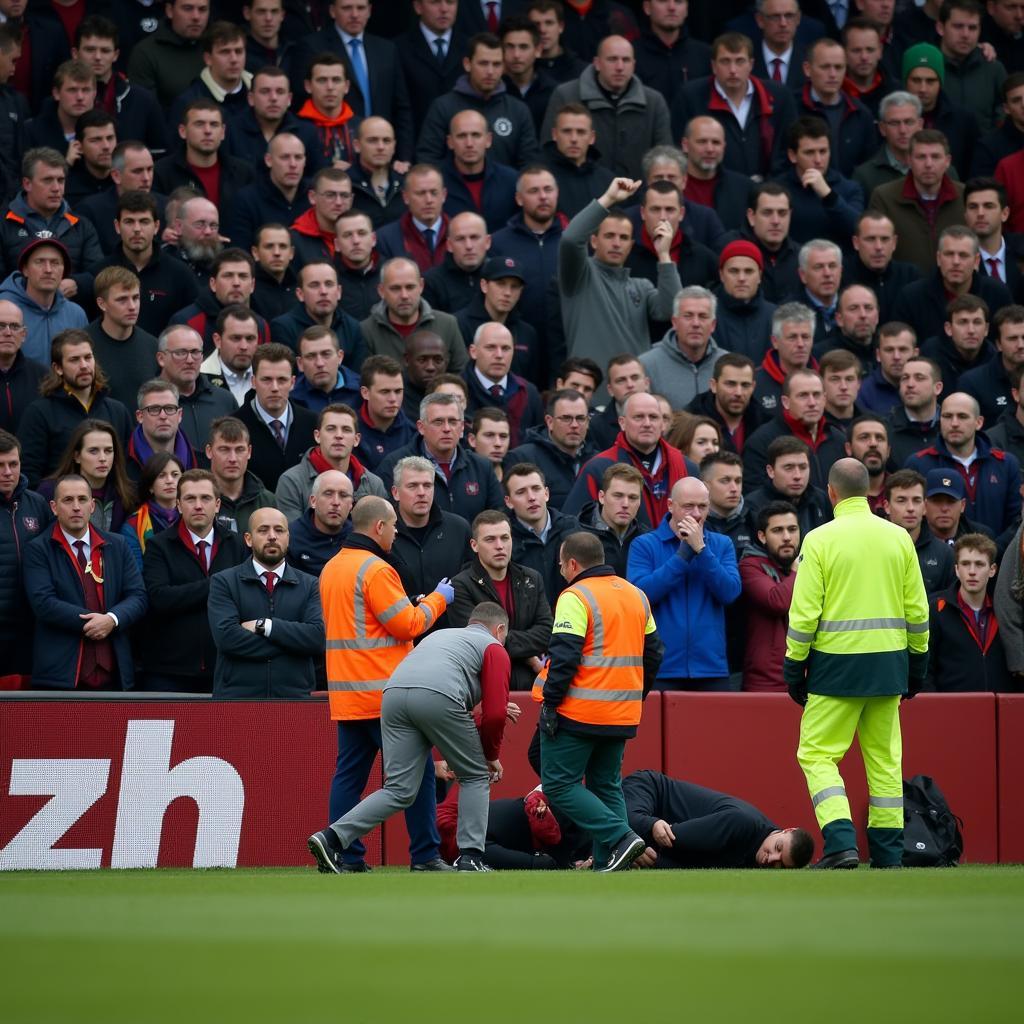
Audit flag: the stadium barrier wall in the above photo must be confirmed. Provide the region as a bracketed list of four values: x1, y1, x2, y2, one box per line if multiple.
[0, 693, 1016, 868]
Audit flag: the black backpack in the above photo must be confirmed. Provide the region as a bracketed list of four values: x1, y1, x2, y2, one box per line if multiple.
[902, 775, 964, 867]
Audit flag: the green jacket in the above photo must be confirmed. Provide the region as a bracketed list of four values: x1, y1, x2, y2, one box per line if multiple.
[785, 496, 929, 696]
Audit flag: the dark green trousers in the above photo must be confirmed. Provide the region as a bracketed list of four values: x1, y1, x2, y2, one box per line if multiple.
[540, 729, 631, 864]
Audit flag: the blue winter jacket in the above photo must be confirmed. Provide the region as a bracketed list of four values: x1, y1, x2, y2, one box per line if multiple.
[626, 515, 741, 679]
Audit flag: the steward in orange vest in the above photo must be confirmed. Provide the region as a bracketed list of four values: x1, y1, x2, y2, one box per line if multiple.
[319, 495, 455, 870]
[537, 530, 663, 872]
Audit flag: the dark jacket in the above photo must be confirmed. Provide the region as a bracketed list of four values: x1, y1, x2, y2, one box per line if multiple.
[919, 332, 996, 394]
[508, 504, 580, 605]
[540, 140, 616, 220]
[0, 350, 46, 435]
[22, 525, 147, 689]
[853, 144, 909, 200]
[290, 28, 414, 161]
[744, 482, 833, 540]
[376, 434, 504, 524]
[887, 405, 941, 469]
[376, 212, 450, 274]
[234, 397, 318, 492]
[77, 188, 167, 256]
[449, 556, 553, 692]
[251, 263, 300, 324]
[221, 108, 321, 171]
[286, 508, 350, 578]
[841, 254, 920, 324]
[64, 163, 115, 213]
[913, 520, 957, 595]
[708, 285, 776, 363]
[94, 245, 199, 338]
[336, 256, 382, 322]
[392, 504, 472, 600]
[169, 288, 273, 355]
[85, 321, 159, 413]
[7, 9, 70, 113]
[223, 174, 312, 251]
[423, 254, 482, 317]
[986, 413, 1024, 479]
[719, 226, 802, 304]
[564, 432, 698, 530]
[891, 270, 1013, 356]
[576, 498, 649, 576]
[705, 499, 755, 559]
[395, 23, 468, 131]
[504, 70, 555, 136]
[694, 167, 752, 237]
[0, 475, 50, 676]
[354, 402, 418, 472]
[461, 362, 544, 449]
[685, 388, 767, 456]
[418, 75, 539, 170]
[126, 19, 205, 109]
[270, 303, 364, 370]
[972, 119, 1024, 178]
[291, 364, 362, 414]
[441, 156, 519, 233]
[923, 89, 979, 182]
[349, 162, 405, 229]
[152, 147, 255, 211]
[742, 412, 848, 493]
[672, 75, 796, 180]
[0, 84, 28, 206]
[776, 164, 865, 247]
[140, 522, 247, 684]
[505, 426, 597, 511]
[176, 374, 239, 459]
[959, 356, 1017, 427]
[906, 433, 1023, 535]
[18, 387, 132, 486]
[208, 557, 325, 698]
[925, 586, 1017, 693]
[858, 366, 901, 417]
[214, 470, 278, 537]
[455, 294, 542, 383]
[633, 26, 711, 102]
[96, 73, 170, 156]
[795, 85, 877, 178]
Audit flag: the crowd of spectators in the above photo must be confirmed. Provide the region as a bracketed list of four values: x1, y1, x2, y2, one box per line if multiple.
[1, 0, 1023, 698]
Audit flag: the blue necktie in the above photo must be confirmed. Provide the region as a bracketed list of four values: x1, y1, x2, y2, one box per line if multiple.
[422, 227, 436, 252]
[434, 37, 446, 61]
[348, 37, 371, 116]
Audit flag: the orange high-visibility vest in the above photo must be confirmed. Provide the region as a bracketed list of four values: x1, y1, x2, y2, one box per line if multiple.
[545, 575, 650, 728]
[320, 546, 447, 721]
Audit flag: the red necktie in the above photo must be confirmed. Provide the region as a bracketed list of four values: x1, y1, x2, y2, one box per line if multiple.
[771, 58, 783, 83]
[264, 570, 277, 595]
[74, 540, 88, 572]
[987, 257, 1002, 282]
[489, 383, 503, 399]
[196, 539, 209, 571]
[486, 2, 499, 32]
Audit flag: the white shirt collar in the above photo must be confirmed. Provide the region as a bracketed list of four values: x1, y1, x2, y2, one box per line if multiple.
[188, 527, 215, 546]
[412, 215, 443, 235]
[762, 42, 792, 66]
[474, 366, 509, 392]
[713, 78, 754, 124]
[252, 556, 286, 577]
[338, 29, 365, 45]
[420, 23, 452, 47]
[254, 397, 292, 430]
[61, 527, 90, 555]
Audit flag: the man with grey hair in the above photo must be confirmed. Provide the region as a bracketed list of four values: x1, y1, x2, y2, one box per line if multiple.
[559, 176, 681, 401]
[638, 144, 725, 251]
[155, 324, 236, 459]
[788, 239, 843, 350]
[309, 601, 511, 874]
[127, 378, 196, 481]
[390, 454, 472, 600]
[755, 302, 817, 414]
[376, 392, 503, 523]
[164, 195, 225, 281]
[541, 35, 672, 180]
[639, 286, 730, 409]
[853, 92, 924, 198]
[361, 256, 468, 372]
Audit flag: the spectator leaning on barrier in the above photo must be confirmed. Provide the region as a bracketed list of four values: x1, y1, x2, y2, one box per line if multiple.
[208, 506, 325, 699]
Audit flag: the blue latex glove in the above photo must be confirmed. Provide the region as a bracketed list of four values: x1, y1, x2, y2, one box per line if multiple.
[434, 577, 455, 604]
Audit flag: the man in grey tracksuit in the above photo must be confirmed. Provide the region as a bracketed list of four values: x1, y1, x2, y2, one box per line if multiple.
[308, 604, 512, 873]
[558, 177, 682, 403]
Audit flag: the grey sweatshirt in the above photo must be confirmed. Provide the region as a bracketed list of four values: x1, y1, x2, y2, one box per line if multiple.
[638, 331, 730, 410]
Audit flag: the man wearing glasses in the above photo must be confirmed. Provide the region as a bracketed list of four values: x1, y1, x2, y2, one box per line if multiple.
[155, 325, 236, 465]
[126, 380, 197, 482]
[853, 90, 923, 197]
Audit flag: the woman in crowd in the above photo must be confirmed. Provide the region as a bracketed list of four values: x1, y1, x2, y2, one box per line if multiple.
[38, 419, 135, 533]
[668, 414, 722, 464]
[121, 453, 185, 572]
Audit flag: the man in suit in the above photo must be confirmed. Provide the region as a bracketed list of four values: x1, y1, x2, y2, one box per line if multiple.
[22, 474, 147, 690]
[290, 0, 415, 164]
[964, 176, 1024, 302]
[234, 343, 318, 490]
[396, 0, 468, 131]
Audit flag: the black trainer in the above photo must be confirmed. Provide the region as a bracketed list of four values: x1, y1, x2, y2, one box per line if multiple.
[813, 848, 860, 869]
[411, 858, 454, 872]
[598, 832, 646, 873]
[454, 854, 491, 871]
[340, 861, 372, 873]
[307, 829, 345, 874]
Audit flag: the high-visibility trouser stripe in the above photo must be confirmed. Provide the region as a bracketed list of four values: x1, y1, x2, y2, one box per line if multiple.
[377, 597, 412, 624]
[328, 679, 388, 691]
[868, 796, 904, 808]
[817, 617, 916, 632]
[787, 627, 814, 643]
[580, 655, 643, 667]
[811, 785, 848, 808]
[566, 686, 642, 701]
[327, 637, 403, 650]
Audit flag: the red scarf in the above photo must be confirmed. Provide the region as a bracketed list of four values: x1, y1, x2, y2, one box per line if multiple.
[308, 446, 367, 488]
[291, 206, 336, 257]
[176, 518, 220, 575]
[707, 76, 776, 171]
[782, 409, 830, 451]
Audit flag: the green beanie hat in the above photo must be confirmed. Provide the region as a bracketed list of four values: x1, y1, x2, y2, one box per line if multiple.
[903, 43, 945, 85]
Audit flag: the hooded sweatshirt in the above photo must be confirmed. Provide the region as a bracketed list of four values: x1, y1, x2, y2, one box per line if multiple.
[0, 271, 87, 363]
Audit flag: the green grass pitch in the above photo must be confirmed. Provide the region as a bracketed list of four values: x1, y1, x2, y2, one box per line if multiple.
[3, 866, 1024, 1023]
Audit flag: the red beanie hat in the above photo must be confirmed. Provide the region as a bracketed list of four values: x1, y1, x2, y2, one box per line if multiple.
[718, 239, 764, 272]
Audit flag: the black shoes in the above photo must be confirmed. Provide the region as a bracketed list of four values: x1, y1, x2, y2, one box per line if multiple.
[454, 854, 491, 871]
[340, 861, 372, 873]
[411, 858, 454, 872]
[598, 832, 646, 873]
[307, 829, 345, 874]
[813, 848, 861, 870]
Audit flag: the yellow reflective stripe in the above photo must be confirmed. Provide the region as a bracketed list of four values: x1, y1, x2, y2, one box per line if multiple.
[787, 627, 815, 643]
[327, 679, 388, 691]
[906, 621, 929, 634]
[811, 785, 847, 808]
[327, 637, 403, 650]
[818, 617, 913, 632]
[580, 655, 644, 667]
[868, 796, 903, 808]
[566, 686, 642, 702]
[378, 596, 412, 624]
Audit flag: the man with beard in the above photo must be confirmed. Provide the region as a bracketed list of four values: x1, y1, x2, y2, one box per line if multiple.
[845, 415, 892, 514]
[163, 194, 224, 282]
[681, 117, 751, 235]
[739, 499, 801, 693]
[208, 506, 325, 698]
